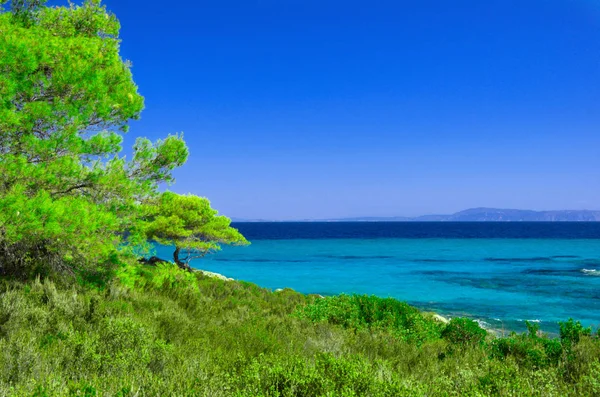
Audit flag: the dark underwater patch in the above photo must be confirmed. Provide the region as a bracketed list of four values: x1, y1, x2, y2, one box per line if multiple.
[485, 257, 552, 263]
[318, 255, 395, 260]
[413, 259, 463, 263]
[413, 270, 470, 277]
[213, 258, 309, 263]
[521, 268, 582, 276]
[431, 273, 599, 302]
[580, 259, 600, 266]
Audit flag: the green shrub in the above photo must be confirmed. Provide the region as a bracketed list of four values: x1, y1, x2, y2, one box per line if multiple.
[296, 294, 443, 345]
[559, 318, 592, 347]
[441, 318, 486, 346]
[578, 361, 600, 395]
[489, 323, 566, 370]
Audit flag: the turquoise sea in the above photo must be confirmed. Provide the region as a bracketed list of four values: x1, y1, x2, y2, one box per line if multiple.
[154, 222, 600, 333]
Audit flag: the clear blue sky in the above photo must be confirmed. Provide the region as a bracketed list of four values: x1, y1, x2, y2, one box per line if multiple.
[77, 1, 600, 219]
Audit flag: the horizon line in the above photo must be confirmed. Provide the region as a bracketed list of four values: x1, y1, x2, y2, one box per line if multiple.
[230, 207, 600, 222]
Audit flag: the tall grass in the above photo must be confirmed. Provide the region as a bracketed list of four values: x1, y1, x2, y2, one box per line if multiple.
[0, 263, 598, 396]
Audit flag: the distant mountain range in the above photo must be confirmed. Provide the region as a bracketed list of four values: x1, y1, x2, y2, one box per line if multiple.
[232, 208, 600, 222]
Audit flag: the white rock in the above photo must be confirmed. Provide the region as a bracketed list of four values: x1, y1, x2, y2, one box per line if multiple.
[432, 314, 450, 324]
[198, 270, 233, 281]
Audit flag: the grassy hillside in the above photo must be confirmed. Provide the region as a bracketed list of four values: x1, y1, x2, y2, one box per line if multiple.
[0, 263, 599, 396]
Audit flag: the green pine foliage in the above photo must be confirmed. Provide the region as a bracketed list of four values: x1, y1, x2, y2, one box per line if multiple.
[0, 0, 245, 279]
[0, 0, 182, 277]
[142, 192, 249, 269]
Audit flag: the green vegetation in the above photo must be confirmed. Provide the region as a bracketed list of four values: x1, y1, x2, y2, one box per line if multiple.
[142, 192, 249, 270]
[0, 266, 598, 396]
[1, 1, 599, 395]
[0, 0, 243, 279]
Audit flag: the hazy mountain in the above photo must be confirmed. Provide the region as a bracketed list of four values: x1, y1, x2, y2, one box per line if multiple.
[437, 208, 600, 221]
[333, 208, 600, 222]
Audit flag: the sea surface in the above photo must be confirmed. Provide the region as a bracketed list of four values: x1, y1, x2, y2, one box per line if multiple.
[154, 222, 600, 334]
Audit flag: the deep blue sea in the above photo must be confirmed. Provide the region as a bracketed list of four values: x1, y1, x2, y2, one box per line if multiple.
[154, 222, 600, 334]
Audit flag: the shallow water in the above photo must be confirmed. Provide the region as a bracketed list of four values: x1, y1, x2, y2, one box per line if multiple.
[154, 222, 600, 333]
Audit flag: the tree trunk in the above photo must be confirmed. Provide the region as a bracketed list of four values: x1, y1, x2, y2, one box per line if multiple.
[173, 247, 192, 271]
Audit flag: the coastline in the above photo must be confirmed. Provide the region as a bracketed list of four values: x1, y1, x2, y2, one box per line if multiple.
[195, 269, 234, 281]
[194, 267, 515, 336]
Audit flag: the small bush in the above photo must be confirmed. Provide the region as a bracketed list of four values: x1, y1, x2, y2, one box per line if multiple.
[489, 324, 566, 370]
[559, 318, 591, 347]
[441, 318, 486, 346]
[296, 294, 443, 344]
